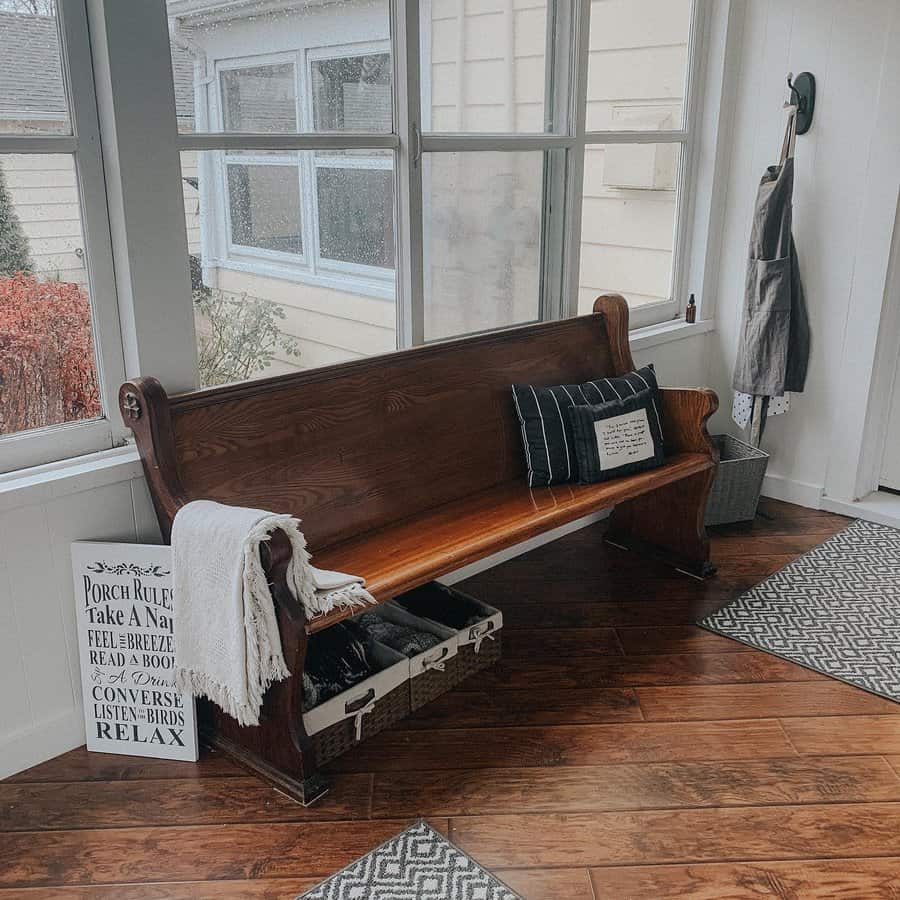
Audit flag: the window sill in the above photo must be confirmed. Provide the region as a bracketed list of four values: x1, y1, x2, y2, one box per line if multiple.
[629, 317, 714, 351]
[0, 444, 143, 513]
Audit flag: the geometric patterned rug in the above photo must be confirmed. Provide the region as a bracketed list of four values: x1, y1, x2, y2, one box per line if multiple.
[297, 820, 522, 899]
[701, 519, 900, 703]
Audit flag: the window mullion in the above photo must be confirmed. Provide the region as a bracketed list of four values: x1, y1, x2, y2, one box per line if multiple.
[57, 0, 126, 443]
[540, 0, 576, 322]
[177, 133, 400, 152]
[561, 0, 591, 320]
[301, 151, 319, 276]
[672, 0, 708, 316]
[583, 130, 690, 144]
[392, 0, 424, 348]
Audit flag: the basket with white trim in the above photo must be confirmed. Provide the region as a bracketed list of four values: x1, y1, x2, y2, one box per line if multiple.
[301, 642, 409, 768]
[371, 603, 459, 710]
[393, 583, 502, 685]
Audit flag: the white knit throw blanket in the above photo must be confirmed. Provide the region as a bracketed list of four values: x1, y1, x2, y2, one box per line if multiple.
[172, 499, 374, 726]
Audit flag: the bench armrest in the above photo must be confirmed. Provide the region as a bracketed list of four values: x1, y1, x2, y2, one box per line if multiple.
[261, 529, 309, 638]
[657, 387, 719, 459]
[119, 377, 308, 638]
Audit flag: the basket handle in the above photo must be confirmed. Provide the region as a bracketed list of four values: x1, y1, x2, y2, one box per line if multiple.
[345, 687, 376, 714]
[469, 620, 496, 654]
[345, 688, 377, 742]
[423, 645, 450, 672]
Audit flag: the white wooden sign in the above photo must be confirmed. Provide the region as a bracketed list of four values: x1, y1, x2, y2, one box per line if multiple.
[71, 542, 198, 761]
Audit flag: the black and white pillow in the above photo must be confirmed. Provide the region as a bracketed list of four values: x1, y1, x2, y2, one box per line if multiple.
[567, 388, 666, 483]
[511, 365, 661, 487]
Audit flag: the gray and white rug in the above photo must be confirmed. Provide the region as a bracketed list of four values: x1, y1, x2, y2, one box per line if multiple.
[701, 518, 900, 702]
[298, 820, 522, 899]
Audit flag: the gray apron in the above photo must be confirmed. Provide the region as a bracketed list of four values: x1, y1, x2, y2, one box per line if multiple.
[732, 111, 811, 442]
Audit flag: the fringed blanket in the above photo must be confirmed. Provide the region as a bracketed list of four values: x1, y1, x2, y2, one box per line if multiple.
[172, 499, 374, 726]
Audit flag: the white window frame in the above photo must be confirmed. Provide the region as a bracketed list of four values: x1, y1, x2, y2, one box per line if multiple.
[305, 41, 395, 285]
[0, 0, 127, 474]
[222, 151, 309, 265]
[205, 44, 396, 300]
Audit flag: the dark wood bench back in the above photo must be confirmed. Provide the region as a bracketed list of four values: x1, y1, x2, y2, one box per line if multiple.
[121, 299, 634, 550]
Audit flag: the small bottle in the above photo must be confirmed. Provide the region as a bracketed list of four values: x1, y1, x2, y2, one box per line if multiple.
[685, 294, 697, 323]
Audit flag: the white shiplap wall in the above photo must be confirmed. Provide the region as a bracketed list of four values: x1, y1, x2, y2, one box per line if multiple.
[705, 0, 900, 506]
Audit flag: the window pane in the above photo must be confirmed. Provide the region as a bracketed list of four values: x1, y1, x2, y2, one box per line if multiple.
[0, 2, 70, 135]
[181, 152, 397, 387]
[169, 1, 391, 135]
[221, 64, 297, 133]
[422, 0, 548, 133]
[424, 152, 543, 341]
[586, 0, 692, 132]
[311, 54, 391, 132]
[578, 144, 680, 314]
[316, 156, 394, 269]
[227, 162, 302, 254]
[0, 154, 101, 437]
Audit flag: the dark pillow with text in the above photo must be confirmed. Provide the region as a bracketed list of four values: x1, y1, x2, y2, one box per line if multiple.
[567, 388, 665, 484]
[511, 365, 661, 487]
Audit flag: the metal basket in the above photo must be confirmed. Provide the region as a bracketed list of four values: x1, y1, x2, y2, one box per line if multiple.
[705, 434, 770, 526]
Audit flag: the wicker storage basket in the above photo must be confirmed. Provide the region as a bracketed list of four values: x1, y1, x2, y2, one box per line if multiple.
[302, 643, 410, 768]
[705, 434, 770, 526]
[394, 583, 502, 684]
[358, 603, 459, 711]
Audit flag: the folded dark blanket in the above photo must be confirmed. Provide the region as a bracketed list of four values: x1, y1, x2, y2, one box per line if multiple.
[355, 612, 441, 657]
[303, 621, 375, 709]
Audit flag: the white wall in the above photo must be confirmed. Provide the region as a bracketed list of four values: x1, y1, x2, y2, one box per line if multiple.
[705, 0, 900, 508]
[0, 464, 161, 778]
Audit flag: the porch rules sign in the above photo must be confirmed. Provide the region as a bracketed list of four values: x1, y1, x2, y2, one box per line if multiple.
[71, 542, 198, 761]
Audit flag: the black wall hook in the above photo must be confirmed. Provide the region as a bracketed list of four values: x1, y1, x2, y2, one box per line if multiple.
[787, 71, 816, 135]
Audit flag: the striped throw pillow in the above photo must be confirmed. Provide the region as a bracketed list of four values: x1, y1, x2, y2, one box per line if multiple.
[511, 365, 661, 487]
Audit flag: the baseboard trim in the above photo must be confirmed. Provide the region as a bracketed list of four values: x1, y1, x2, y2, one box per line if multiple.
[439, 509, 611, 586]
[761, 472, 824, 510]
[0, 708, 85, 780]
[821, 491, 900, 528]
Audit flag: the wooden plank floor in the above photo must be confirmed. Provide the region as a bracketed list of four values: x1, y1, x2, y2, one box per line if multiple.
[4, 498, 900, 899]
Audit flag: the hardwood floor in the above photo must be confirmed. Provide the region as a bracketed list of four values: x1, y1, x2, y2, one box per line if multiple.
[4, 498, 900, 898]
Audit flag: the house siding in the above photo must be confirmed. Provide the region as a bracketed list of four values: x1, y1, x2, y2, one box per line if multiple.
[2, 153, 86, 285]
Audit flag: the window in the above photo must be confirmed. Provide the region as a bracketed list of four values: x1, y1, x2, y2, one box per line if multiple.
[310, 53, 391, 133]
[0, 0, 124, 472]
[315, 153, 394, 270]
[423, 152, 543, 342]
[578, 0, 694, 326]
[183, 47, 397, 388]
[221, 63, 297, 133]
[227, 159, 303, 255]
[164, 0, 703, 391]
